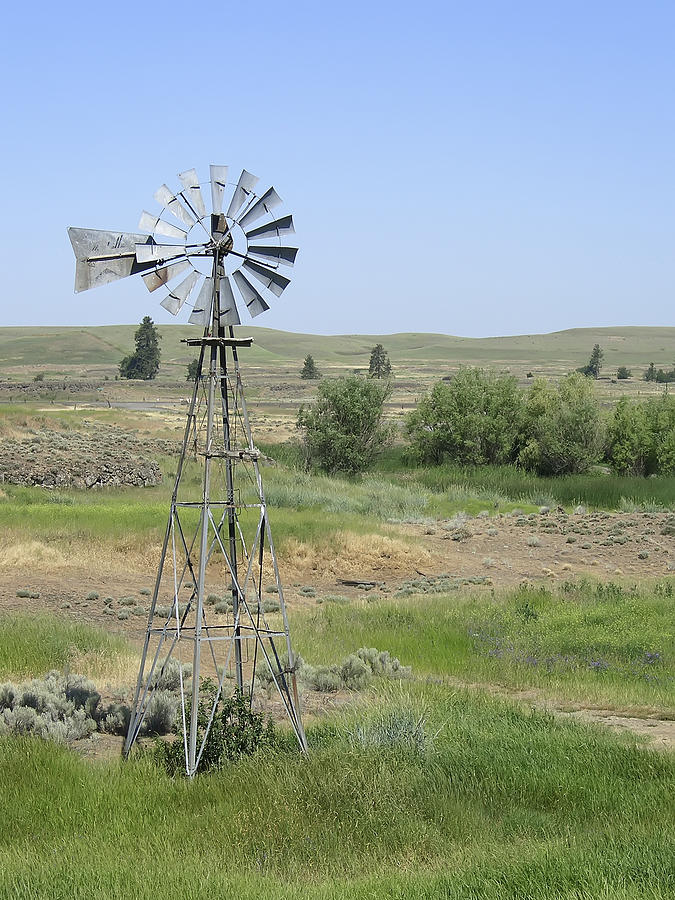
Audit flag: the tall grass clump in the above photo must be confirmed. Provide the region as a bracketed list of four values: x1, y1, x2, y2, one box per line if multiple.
[0, 613, 129, 680]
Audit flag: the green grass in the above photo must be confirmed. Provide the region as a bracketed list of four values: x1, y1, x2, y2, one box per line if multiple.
[291, 580, 675, 712]
[376, 452, 675, 511]
[0, 684, 673, 898]
[0, 613, 129, 679]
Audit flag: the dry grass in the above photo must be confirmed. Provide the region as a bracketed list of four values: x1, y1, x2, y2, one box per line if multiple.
[0, 538, 164, 577]
[282, 531, 431, 577]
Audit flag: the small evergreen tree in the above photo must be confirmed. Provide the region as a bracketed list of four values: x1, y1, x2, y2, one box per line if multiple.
[300, 354, 320, 379]
[616, 366, 631, 380]
[186, 358, 200, 381]
[645, 362, 657, 382]
[577, 344, 604, 379]
[368, 344, 392, 379]
[119, 316, 161, 380]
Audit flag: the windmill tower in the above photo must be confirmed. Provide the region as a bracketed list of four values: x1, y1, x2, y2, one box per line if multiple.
[68, 166, 307, 774]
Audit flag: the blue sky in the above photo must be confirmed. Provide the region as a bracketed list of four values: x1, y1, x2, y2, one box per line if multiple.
[1, 0, 673, 336]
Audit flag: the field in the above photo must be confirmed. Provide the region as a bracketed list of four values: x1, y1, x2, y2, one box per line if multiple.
[0, 325, 673, 898]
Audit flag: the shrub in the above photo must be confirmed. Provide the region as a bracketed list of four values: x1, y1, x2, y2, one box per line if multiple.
[0, 671, 98, 743]
[214, 600, 230, 614]
[143, 690, 177, 736]
[339, 655, 372, 690]
[154, 684, 277, 775]
[99, 702, 131, 735]
[406, 368, 523, 465]
[153, 659, 192, 692]
[85, 591, 99, 601]
[606, 394, 675, 476]
[261, 599, 280, 613]
[616, 366, 631, 380]
[297, 376, 394, 475]
[117, 610, 130, 621]
[518, 374, 603, 475]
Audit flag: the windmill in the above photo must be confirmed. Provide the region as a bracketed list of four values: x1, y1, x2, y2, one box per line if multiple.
[68, 166, 307, 774]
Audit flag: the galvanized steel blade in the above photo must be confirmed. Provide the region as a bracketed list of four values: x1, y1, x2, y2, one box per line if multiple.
[154, 184, 196, 229]
[232, 269, 270, 318]
[178, 168, 206, 219]
[242, 258, 291, 296]
[226, 168, 259, 218]
[247, 245, 298, 267]
[68, 227, 151, 261]
[245, 214, 295, 242]
[219, 275, 241, 325]
[160, 270, 200, 315]
[74, 256, 157, 293]
[142, 259, 192, 293]
[135, 242, 189, 264]
[237, 186, 283, 230]
[188, 276, 214, 325]
[209, 165, 229, 216]
[139, 211, 188, 240]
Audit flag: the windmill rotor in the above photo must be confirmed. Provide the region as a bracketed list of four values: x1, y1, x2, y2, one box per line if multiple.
[68, 165, 298, 325]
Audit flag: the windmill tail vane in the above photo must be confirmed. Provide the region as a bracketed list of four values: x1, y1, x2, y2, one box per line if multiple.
[68, 165, 306, 774]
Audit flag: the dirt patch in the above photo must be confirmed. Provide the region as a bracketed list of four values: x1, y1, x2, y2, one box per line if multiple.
[403, 509, 675, 586]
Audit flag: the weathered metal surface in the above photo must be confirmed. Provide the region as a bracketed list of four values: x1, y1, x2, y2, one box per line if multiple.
[154, 184, 197, 229]
[247, 244, 298, 267]
[237, 186, 282, 229]
[242, 258, 290, 296]
[233, 269, 270, 317]
[245, 214, 295, 241]
[139, 211, 188, 240]
[219, 275, 241, 326]
[159, 270, 200, 314]
[178, 168, 206, 219]
[135, 242, 187, 263]
[74, 256, 155, 292]
[68, 227, 149, 261]
[209, 165, 229, 215]
[226, 168, 259, 218]
[142, 259, 191, 292]
[188, 276, 214, 325]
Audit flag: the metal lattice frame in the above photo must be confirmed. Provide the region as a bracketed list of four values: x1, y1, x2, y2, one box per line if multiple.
[68, 166, 306, 774]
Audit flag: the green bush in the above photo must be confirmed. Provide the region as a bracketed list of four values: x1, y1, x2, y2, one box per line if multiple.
[606, 394, 675, 476]
[297, 376, 394, 475]
[518, 373, 603, 475]
[153, 684, 277, 775]
[406, 368, 523, 466]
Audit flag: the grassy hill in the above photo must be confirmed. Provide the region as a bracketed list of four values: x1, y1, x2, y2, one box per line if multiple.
[0, 324, 673, 383]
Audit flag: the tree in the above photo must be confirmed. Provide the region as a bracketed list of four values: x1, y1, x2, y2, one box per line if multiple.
[368, 344, 391, 379]
[606, 394, 675, 476]
[119, 316, 161, 380]
[518, 373, 603, 475]
[616, 366, 631, 380]
[655, 367, 675, 384]
[645, 363, 657, 382]
[300, 354, 320, 380]
[577, 344, 604, 379]
[186, 358, 200, 381]
[405, 368, 523, 466]
[297, 376, 394, 474]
